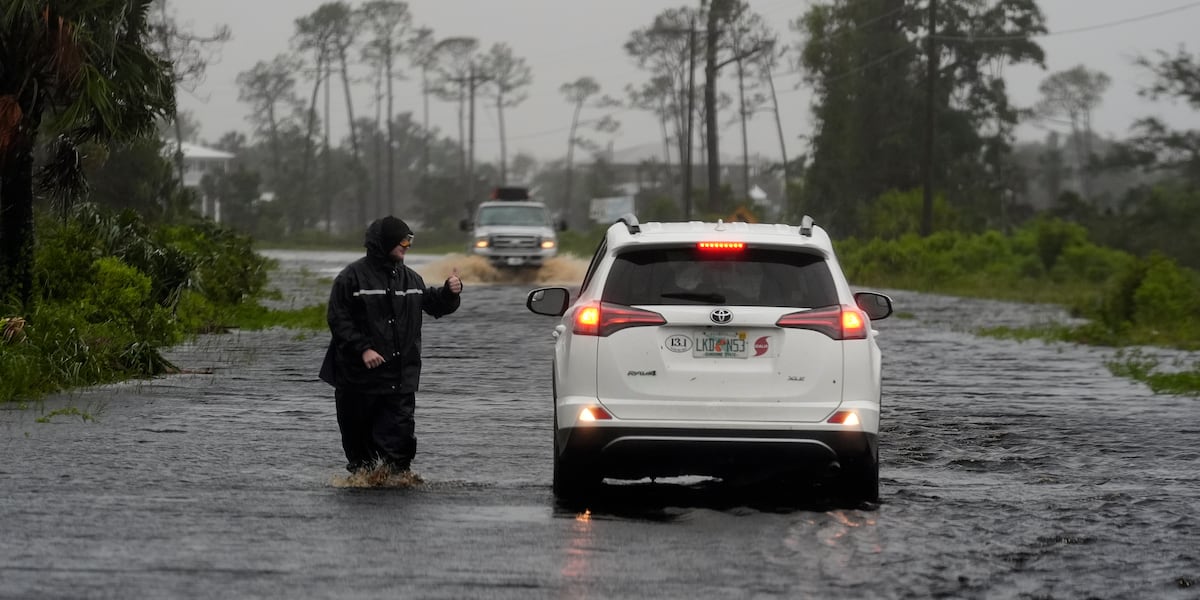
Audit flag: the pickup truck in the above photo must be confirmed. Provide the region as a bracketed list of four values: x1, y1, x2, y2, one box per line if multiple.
[460, 187, 566, 269]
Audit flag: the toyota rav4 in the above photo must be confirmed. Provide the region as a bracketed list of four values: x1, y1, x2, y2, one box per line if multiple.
[525, 215, 893, 503]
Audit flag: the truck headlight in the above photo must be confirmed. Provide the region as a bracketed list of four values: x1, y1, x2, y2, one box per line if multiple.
[474, 238, 489, 249]
[540, 239, 556, 250]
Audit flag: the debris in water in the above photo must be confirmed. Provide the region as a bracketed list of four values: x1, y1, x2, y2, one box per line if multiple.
[330, 464, 425, 489]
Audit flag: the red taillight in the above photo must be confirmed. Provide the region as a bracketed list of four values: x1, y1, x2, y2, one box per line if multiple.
[827, 410, 860, 426]
[573, 302, 666, 337]
[578, 406, 613, 422]
[775, 305, 868, 340]
[697, 241, 745, 252]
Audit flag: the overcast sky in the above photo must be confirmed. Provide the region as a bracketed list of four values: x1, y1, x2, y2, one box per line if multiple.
[172, 0, 1199, 164]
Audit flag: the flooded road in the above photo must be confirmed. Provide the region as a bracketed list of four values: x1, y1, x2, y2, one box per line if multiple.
[2, 250, 1197, 599]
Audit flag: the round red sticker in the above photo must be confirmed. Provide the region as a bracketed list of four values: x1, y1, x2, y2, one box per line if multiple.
[754, 336, 769, 356]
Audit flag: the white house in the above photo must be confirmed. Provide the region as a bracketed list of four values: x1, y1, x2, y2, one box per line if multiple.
[178, 142, 234, 222]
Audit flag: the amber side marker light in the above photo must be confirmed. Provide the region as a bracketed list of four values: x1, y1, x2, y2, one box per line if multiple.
[828, 411, 860, 426]
[579, 407, 613, 422]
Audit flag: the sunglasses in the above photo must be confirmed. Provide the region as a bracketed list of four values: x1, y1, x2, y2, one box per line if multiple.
[398, 234, 414, 248]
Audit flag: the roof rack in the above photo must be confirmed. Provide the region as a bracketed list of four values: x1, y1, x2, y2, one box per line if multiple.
[491, 186, 531, 201]
[799, 215, 815, 237]
[617, 213, 641, 234]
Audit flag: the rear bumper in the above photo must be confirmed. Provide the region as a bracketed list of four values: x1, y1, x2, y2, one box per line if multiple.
[556, 425, 877, 481]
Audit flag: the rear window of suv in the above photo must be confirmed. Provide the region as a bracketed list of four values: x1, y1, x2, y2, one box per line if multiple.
[603, 247, 839, 308]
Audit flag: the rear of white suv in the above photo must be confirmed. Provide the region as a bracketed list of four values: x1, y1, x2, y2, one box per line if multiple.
[526, 216, 893, 503]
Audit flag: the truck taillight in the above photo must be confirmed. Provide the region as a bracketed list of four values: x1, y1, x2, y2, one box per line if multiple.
[775, 305, 868, 340]
[573, 302, 666, 337]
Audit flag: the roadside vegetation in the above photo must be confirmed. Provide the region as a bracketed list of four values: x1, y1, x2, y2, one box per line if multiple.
[0, 205, 321, 404]
[834, 189, 1200, 396]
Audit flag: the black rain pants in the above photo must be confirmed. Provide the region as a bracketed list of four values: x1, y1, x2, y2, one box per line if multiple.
[335, 389, 417, 472]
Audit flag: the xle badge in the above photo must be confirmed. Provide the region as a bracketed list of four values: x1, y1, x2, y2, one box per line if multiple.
[665, 335, 691, 352]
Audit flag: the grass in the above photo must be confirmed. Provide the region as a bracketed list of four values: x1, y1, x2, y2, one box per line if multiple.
[1105, 350, 1200, 397]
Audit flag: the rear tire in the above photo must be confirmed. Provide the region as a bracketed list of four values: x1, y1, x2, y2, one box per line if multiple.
[839, 450, 880, 504]
[552, 426, 599, 501]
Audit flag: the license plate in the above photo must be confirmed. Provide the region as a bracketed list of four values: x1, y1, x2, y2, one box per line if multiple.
[693, 332, 749, 358]
[506, 257, 525, 266]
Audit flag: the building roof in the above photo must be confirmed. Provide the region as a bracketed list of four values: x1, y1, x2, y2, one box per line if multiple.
[180, 142, 234, 160]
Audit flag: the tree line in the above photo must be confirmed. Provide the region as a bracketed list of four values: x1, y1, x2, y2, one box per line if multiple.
[3, 0, 1200, 311]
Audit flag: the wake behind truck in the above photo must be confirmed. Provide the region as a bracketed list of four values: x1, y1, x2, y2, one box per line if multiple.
[460, 187, 566, 269]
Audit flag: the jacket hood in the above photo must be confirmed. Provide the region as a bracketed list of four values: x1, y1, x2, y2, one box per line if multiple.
[363, 217, 413, 259]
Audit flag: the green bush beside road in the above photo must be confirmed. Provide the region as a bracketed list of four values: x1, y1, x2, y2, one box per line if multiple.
[0, 205, 315, 404]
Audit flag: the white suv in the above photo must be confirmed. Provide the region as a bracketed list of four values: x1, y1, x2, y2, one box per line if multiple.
[526, 215, 893, 503]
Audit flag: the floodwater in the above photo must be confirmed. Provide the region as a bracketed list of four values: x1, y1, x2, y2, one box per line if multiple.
[2, 250, 1197, 599]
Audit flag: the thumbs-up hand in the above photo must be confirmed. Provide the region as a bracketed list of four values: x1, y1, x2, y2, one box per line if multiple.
[447, 267, 463, 294]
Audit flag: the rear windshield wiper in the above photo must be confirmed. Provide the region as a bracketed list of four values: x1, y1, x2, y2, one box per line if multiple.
[660, 291, 727, 303]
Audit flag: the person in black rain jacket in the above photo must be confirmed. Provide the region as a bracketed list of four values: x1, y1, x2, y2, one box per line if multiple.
[319, 216, 463, 474]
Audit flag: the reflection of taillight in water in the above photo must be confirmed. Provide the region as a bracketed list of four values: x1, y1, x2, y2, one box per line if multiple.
[775, 305, 868, 340]
[573, 302, 666, 337]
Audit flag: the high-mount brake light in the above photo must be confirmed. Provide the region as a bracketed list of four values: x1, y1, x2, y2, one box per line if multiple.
[572, 302, 666, 337]
[775, 305, 869, 340]
[697, 241, 745, 252]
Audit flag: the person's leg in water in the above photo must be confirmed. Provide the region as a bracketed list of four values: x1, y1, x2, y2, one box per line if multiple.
[371, 392, 417, 473]
[335, 389, 377, 473]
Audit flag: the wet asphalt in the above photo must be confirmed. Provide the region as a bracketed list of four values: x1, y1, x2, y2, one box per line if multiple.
[1, 250, 1197, 599]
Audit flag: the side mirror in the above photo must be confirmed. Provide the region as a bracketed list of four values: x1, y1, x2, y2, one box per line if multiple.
[854, 291, 893, 321]
[556, 219, 568, 232]
[526, 287, 570, 317]
[459, 218, 471, 232]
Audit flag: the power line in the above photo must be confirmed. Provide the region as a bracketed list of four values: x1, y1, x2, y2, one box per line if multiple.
[775, 1, 1200, 78]
[935, 1, 1200, 42]
[478, 108, 631, 143]
[779, 44, 916, 95]
[772, 4, 912, 78]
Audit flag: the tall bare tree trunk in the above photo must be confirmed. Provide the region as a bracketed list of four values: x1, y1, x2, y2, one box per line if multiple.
[497, 90, 508, 184]
[323, 58, 332, 233]
[737, 58, 750, 203]
[373, 60, 384, 218]
[385, 44, 396, 216]
[421, 66, 430, 188]
[468, 65, 477, 205]
[301, 51, 325, 230]
[704, 0, 721, 214]
[337, 47, 362, 225]
[763, 61, 788, 200]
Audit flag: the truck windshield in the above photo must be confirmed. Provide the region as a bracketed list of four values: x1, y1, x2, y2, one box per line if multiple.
[477, 205, 550, 227]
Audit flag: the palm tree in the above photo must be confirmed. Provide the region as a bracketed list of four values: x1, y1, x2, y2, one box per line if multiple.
[0, 0, 175, 309]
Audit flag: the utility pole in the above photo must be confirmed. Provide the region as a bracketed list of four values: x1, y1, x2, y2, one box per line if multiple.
[921, 0, 937, 237]
[704, 0, 720, 215]
[685, 16, 697, 221]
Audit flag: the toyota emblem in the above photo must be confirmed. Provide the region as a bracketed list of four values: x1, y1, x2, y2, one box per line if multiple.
[710, 308, 733, 324]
